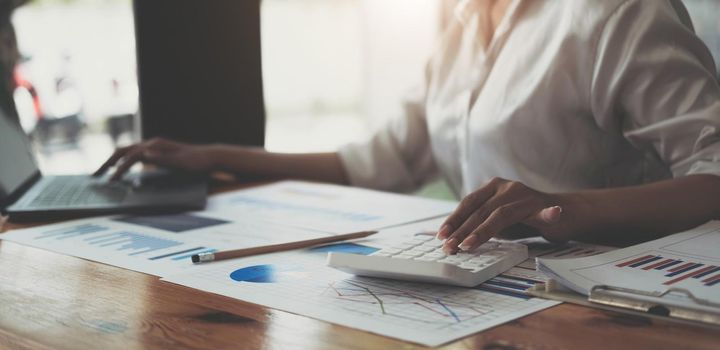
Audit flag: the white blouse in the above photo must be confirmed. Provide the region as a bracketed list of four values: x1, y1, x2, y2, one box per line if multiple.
[338, 0, 720, 198]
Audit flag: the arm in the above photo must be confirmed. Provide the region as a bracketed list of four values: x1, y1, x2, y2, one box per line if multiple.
[567, 174, 720, 239]
[93, 138, 349, 185]
[209, 144, 348, 185]
[437, 174, 720, 254]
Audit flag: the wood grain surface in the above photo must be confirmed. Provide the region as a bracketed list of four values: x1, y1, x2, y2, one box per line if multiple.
[1, 181, 719, 350]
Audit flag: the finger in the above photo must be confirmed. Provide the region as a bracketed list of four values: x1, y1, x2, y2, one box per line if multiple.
[524, 205, 563, 227]
[437, 178, 503, 239]
[93, 145, 133, 176]
[536, 206, 562, 224]
[442, 207, 492, 254]
[459, 199, 543, 251]
[110, 148, 146, 181]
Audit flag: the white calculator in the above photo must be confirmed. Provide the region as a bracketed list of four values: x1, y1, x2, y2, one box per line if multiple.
[327, 235, 527, 287]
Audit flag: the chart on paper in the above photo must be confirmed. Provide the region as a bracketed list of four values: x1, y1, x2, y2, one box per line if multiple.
[323, 278, 508, 327]
[538, 221, 720, 303]
[162, 250, 560, 347]
[1, 213, 333, 277]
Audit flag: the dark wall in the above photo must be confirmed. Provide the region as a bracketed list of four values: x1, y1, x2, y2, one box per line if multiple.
[133, 0, 265, 146]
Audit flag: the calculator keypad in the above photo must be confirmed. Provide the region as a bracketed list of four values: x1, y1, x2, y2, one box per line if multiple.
[369, 236, 525, 272]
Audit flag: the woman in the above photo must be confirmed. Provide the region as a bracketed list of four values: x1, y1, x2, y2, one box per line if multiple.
[97, 0, 720, 254]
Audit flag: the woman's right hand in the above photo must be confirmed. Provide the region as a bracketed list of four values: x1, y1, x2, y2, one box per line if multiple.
[93, 138, 218, 181]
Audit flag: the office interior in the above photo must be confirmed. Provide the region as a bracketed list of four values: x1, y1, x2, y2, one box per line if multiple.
[1, 0, 720, 349]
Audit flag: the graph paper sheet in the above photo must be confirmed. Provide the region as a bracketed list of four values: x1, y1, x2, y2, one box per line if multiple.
[539, 221, 720, 305]
[162, 249, 560, 347]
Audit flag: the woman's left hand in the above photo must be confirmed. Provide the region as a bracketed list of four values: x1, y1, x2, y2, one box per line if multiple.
[437, 177, 581, 254]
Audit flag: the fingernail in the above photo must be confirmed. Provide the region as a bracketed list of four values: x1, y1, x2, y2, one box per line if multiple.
[443, 238, 457, 250]
[437, 225, 450, 240]
[546, 206, 562, 223]
[459, 235, 477, 250]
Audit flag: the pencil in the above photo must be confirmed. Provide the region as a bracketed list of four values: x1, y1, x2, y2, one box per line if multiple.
[191, 230, 378, 263]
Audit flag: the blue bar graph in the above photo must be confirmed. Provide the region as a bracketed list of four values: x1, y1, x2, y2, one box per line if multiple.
[83, 231, 183, 255]
[36, 223, 108, 240]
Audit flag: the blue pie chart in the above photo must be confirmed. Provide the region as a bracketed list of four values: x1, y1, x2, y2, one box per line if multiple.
[229, 264, 304, 283]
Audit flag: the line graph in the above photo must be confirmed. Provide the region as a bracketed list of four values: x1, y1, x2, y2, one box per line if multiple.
[323, 279, 491, 326]
[163, 250, 561, 347]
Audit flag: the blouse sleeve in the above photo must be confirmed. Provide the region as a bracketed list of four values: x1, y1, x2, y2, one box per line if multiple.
[337, 84, 438, 193]
[590, 0, 720, 179]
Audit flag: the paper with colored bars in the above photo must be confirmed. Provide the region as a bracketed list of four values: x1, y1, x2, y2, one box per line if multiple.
[0, 212, 332, 277]
[162, 217, 614, 346]
[538, 221, 720, 307]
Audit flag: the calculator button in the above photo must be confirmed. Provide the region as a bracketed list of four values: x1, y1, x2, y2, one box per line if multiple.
[414, 256, 437, 261]
[391, 242, 418, 250]
[403, 250, 425, 258]
[378, 248, 402, 255]
[371, 251, 392, 257]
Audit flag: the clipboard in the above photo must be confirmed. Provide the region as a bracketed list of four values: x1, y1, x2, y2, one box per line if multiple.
[527, 279, 720, 328]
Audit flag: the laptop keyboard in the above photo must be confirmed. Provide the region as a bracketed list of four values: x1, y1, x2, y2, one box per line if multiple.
[30, 177, 129, 207]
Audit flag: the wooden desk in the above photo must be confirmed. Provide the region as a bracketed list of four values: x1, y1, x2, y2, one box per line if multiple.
[1, 182, 719, 350]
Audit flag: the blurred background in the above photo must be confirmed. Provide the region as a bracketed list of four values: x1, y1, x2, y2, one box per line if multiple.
[10, 0, 440, 174]
[6, 0, 720, 175]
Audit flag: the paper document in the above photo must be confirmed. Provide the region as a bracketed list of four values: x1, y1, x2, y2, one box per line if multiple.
[163, 218, 613, 346]
[0, 212, 330, 277]
[538, 221, 720, 306]
[162, 249, 558, 347]
[206, 181, 457, 233]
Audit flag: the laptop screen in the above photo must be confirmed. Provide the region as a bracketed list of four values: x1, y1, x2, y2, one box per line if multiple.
[0, 109, 39, 207]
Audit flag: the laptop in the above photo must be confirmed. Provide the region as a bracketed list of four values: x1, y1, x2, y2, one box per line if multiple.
[0, 108, 208, 222]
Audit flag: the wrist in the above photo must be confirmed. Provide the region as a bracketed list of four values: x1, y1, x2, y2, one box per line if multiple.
[200, 144, 230, 172]
[549, 191, 602, 238]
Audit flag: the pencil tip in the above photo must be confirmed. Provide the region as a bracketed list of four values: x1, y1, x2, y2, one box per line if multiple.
[191, 255, 200, 263]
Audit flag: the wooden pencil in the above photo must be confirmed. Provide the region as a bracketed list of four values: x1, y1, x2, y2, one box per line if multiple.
[191, 230, 378, 263]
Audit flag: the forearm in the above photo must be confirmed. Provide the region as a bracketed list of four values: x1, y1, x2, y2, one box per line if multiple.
[206, 144, 350, 185]
[564, 174, 720, 240]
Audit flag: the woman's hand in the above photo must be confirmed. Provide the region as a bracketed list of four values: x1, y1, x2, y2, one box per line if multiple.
[93, 138, 218, 180]
[437, 177, 583, 254]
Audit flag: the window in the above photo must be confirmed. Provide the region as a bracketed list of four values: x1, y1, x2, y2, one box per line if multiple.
[11, 0, 441, 173]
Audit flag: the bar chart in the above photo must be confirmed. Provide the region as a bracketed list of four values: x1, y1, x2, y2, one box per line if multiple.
[35, 223, 189, 258]
[615, 255, 720, 286]
[83, 231, 183, 255]
[9, 220, 222, 276]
